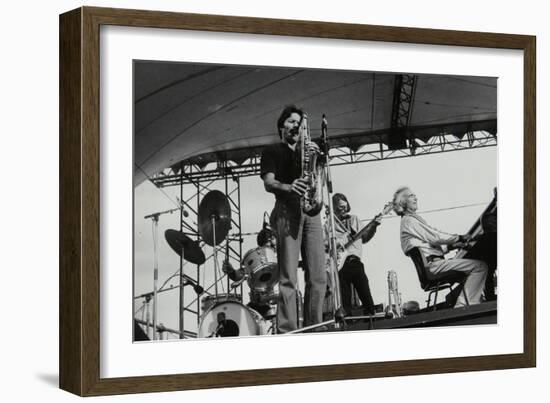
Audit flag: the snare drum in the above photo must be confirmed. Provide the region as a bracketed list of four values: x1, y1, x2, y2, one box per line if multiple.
[198, 300, 270, 338]
[242, 246, 279, 292]
[248, 287, 279, 319]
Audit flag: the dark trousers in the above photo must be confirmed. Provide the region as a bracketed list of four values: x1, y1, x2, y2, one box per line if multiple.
[338, 256, 375, 315]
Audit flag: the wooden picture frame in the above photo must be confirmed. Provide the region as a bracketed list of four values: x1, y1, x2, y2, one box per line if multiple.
[59, 6, 536, 396]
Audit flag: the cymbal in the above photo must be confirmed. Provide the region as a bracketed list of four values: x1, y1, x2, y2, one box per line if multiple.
[198, 190, 232, 246]
[164, 229, 206, 265]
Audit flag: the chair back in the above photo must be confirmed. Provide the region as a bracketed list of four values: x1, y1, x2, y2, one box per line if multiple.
[406, 247, 431, 290]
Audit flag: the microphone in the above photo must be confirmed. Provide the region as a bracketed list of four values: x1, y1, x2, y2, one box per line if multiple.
[217, 312, 226, 324]
[262, 212, 272, 232]
[181, 274, 203, 295]
[320, 114, 329, 155]
[192, 283, 204, 295]
[215, 312, 226, 337]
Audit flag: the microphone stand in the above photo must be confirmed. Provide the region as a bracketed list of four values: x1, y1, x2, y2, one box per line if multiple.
[143, 207, 181, 340]
[291, 115, 345, 335]
[320, 115, 345, 327]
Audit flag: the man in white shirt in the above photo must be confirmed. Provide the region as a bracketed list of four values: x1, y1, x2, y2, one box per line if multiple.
[392, 186, 488, 307]
[332, 193, 380, 315]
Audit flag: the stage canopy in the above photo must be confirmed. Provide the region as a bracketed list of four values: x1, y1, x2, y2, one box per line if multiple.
[134, 62, 497, 186]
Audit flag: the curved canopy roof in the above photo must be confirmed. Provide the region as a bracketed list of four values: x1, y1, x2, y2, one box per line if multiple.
[134, 62, 496, 185]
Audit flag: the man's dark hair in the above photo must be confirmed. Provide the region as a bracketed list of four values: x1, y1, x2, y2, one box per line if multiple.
[276, 105, 304, 139]
[256, 228, 275, 247]
[332, 193, 351, 213]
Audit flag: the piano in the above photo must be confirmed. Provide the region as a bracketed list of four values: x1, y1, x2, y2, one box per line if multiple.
[455, 192, 497, 300]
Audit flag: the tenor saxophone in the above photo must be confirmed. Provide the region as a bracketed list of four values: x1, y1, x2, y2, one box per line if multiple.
[299, 113, 324, 216]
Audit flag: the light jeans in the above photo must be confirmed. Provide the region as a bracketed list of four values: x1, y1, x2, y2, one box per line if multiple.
[428, 258, 488, 307]
[271, 200, 326, 333]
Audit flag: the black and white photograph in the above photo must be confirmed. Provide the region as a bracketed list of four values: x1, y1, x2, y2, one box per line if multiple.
[2, 0, 546, 399]
[133, 61, 498, 341]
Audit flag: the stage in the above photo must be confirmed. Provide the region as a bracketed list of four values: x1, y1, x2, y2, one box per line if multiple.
[342, 301, 497, 332]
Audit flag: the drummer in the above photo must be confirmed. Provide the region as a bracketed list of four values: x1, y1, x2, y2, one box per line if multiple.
[246, 226, 278, 318]
[256, 227, 277, 249]
[223, 226, 277, 282]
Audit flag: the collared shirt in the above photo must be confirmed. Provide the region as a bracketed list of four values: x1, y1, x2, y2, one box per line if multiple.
[332, 213, 379, 259]
[400, 212, 459, 258]
[334, 214, 363, 258]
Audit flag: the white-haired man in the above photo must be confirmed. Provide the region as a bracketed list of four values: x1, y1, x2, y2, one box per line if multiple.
[392, 186, 488, 307]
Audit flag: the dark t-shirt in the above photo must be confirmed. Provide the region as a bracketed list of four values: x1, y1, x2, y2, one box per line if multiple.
[260, 143, 301, 205]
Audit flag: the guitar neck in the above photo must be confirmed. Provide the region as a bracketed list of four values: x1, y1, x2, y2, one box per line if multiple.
[343, 213, 382, 249]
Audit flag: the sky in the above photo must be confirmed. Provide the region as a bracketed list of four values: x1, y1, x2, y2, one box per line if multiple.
[133, 145, 497, 339]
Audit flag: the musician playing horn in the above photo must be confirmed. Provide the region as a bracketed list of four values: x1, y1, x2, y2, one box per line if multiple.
[393, 186, 488, 307]
[260, 105, 326, 334]
[332, 193, 380, 316]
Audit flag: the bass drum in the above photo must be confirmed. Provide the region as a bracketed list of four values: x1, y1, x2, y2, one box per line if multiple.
[201, 293, 241, 314]
[198, 300, 270, 338]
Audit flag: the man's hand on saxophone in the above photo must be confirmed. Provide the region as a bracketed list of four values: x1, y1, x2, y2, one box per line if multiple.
[290, 177, 309, 196]
[306, 141, 320, 154]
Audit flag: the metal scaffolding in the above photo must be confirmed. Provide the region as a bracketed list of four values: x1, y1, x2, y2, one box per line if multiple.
[151, 131, 497, 188]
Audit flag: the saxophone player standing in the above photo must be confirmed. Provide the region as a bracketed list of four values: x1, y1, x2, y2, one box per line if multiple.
[260, 105, 327, 333]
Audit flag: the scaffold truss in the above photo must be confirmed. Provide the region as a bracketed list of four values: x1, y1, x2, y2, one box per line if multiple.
[151, 130, 496, 187]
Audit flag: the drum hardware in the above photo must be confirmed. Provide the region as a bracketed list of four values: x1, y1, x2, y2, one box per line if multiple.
[144, 207, 184, 340]
[164, 227, 206, 337]
[249, 289, 279, 305]
[248, 303, 277, 320]
[247, 288, 279, 320]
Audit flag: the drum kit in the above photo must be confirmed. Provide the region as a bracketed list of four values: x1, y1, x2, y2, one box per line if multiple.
[163, 190, 280, 338]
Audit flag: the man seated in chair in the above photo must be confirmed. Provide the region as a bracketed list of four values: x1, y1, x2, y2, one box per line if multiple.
[392, 186, 488, 308]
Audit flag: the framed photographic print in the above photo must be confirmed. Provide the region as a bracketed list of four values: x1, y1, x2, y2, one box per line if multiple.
[59, 6, 536, 396]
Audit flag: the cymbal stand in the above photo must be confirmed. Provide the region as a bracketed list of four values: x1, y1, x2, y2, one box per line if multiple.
[144, 294, 152, 339]
[179, 242, 186, 337]
[211, 215, 219, 297]
[144, 207, 179, 340]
